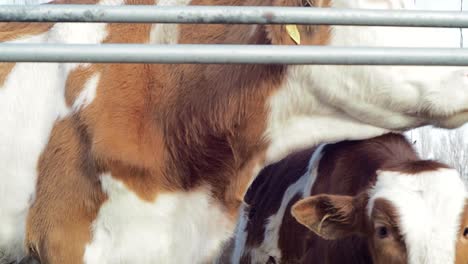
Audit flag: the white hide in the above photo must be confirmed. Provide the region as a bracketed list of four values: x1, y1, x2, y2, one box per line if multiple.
[149, 0, 193, 44]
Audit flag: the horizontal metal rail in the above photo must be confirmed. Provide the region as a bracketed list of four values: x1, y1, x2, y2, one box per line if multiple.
[0, 43, 467, 65]
[0, 5, 467, 27]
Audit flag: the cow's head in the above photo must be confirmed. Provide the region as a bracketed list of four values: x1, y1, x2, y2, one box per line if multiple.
[266, 0, 468, 132]
[291, 161, 468, 264]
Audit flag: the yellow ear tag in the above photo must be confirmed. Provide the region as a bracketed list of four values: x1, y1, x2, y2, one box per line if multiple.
[286, 25, 301, 45]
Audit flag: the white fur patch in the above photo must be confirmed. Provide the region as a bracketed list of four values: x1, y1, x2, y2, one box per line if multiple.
[236, 145, 325, 263]
[368, 169, 468, 264]
[72, 73, 101, 112]
[48, 0, 123, 82]
[84, 174, 234, 264]
[50, 0, 120, 115]
[149, 0, 193, 44]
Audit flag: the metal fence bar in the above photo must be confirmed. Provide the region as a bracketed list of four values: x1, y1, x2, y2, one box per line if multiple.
[0, 5, 468, 27]
[0, 43, 467, 65]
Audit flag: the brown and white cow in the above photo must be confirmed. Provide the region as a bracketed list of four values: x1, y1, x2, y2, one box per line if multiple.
[2, 0, 468, 263]
[226, 133, 468, 264]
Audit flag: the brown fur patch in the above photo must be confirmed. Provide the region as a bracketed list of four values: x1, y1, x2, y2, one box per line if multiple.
[371, 199, 401, 233]
[0, 63, 15, 87]
[456, 202, 468, 264]
[0, 22, 53, 42]
[278, 193, 311, 263]
[224, 152, 266, 220]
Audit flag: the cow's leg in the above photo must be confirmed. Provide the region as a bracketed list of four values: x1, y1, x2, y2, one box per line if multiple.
[25, 118, 105, 264]
[26, 221, 96, 264]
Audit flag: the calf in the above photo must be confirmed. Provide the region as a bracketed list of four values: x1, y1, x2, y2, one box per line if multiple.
[229, 133, 468, 264]
[2, 0, 468, 263]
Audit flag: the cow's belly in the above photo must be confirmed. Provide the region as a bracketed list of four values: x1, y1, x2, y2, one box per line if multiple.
[0, 60, 67, 263]
[83, 174, 235, 264]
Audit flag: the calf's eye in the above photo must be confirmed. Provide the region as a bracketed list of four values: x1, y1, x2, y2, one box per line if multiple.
[464, 227, 468, 238]
[376, 226, 389, 239]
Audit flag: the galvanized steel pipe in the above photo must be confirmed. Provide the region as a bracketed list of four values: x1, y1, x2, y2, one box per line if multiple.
[0, 43, 467, 65]
[0, 5, 467, 27]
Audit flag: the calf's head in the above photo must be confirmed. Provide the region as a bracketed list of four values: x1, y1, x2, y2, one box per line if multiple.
[292, 161, 468, 264]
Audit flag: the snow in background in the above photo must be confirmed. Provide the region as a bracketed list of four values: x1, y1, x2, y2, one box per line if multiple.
[5, 0, 468, 184]
[405, 0, 468, 186]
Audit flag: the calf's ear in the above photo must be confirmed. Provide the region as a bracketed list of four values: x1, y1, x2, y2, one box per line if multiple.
[291, 194, 366, 240]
